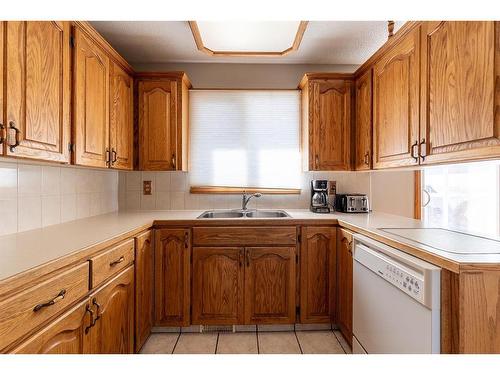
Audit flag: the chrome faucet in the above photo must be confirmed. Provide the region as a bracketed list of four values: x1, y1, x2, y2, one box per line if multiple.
[241, 192, 262, 210]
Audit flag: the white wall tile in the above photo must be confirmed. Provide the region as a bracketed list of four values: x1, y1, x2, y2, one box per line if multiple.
[170, 192, 185, 210]
[76, 193, 91, 219]
[156, 172, 171, 191]
[60, 167, 77, 195]
[0, 199, 18, 235]
[0, 161, 18, 199]
[42, 195, 61, 227]
[41, 166, 61, 196]
[61, 194, 77, 223]
[126, 172, 141, 191]
[170, 172, 187, 191]
[155, 191, 171, 210]
[126, 191, 141, 210]
[89, 192, 102, 216]
[18, 196, 42, 231]
[141, 194, 156, 210]
[18, 164, 42, 197]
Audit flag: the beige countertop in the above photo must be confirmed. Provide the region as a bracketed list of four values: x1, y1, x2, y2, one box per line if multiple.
[1, 209, 500, 285]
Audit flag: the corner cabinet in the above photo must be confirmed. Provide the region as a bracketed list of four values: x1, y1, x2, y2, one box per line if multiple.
[300, 74, 353, 171]
[154, 228, 191, 326]
[372, 27, 420, 169]
[419, 21, 500, 164]
[354, 70, 373, 170]
[299, 226, 336, 323]
[137, 73, 191, 171]
[135, 230, 154, 352]
[336, 228, 353, 347]
[3, 21, 71, 163]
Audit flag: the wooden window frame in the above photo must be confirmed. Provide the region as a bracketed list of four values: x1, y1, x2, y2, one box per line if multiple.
[190, 186, 301, 195]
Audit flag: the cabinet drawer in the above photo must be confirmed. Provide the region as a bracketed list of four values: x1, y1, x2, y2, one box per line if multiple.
[0, 262, 89, 351]
[90, 239, 135, 288]
[193, 227, 297, 246]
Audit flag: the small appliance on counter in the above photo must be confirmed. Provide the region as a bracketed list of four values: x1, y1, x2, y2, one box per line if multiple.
[310, 180, 331, 213]
[335, 193, 370, 213]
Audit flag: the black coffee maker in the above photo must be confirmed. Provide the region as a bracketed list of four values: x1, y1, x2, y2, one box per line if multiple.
[310, 180, 330, 213]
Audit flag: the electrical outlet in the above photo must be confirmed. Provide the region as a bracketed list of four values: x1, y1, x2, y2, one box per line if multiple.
[143, 180, 152, 195]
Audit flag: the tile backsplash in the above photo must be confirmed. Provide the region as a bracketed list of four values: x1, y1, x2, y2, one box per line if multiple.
[0, 158, 119, 236]
[119, 170, 376, 211]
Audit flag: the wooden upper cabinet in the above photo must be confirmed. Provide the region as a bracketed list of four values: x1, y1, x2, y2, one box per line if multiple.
[373, 27, 420, 169]
[300, 74, 353, 171]
[73, 26, 110, 168]
[300, 227, 336, 324]
[336, 228, 353, 347]
[154, 228, 191, 326]
[354, 70, 373, 170]
[109, 62, 133, 170]
[88, 266, 134, 354]
[420, 21, 500, 164]
[244, 246, 296, 324]
[10, 300, 91, 354]
[192, 247, 244, 325]
[4, 21, 71, 163]
[137, 74, 191, 171]
[135, 230, 154, 352]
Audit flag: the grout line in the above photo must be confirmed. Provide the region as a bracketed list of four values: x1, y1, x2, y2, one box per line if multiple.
[256, 329, 260, 354]
[171, 332, 181, 354]
[215, 332, 220, 354]
[294, 331, 304, 354]
[332, 329, 347, 354]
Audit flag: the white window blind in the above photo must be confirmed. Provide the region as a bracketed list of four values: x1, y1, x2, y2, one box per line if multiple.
[189, 90, 301, 189]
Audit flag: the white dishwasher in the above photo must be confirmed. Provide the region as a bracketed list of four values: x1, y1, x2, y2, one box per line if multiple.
[352, 234, 441, 354]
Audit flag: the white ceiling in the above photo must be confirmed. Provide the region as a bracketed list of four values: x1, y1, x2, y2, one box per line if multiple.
[91, 21, 404, 66]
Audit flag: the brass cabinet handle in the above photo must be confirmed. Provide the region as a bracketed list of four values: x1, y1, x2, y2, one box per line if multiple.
[33, 289, 66, 312]
[109, 256, 125, 267]
[8, 121, 20, 152]
[84, 304, 95, 334]
[364, 151, 370, 166]
[315, 154, 319, 169]
[239, 249, 243, 268]
[105, 148, 111, 166]
[171, 154, 176, 170]
[184, 232, 189, 249]
[0, 123, 5, 145]
[111, 148, 117, 164]
[411, 140, 419, 162]
[419, 138, 427, 162]
[246, 250, 250, 267]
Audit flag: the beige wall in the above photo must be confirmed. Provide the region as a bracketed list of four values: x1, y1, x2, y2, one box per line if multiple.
[370, 170, 415, 218]
[134, 63, 358, 89]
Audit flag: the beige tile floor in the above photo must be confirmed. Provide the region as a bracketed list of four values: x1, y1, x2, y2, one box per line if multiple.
[140, 329, 349, 354]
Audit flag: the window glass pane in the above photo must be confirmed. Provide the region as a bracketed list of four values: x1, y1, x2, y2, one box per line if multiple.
[422, 160, 500, 238]
[189, 90, 301, 189]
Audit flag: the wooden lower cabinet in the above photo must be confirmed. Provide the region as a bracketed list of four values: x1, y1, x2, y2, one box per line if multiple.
[192, 247, 244, 325]
[244, 247, 296, 324]
[135, 230, 154, 352]
[154, 228, 191, 326]
[300, 226, 336, 323]
[88, 266, 135, 354]
[10, 300, 92, 354]
[336, 228, 353, 347]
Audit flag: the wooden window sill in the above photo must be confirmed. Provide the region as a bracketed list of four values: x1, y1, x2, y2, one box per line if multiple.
[190, 186, 301, 195]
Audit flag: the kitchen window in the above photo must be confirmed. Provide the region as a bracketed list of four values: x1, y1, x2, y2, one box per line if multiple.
[421, 160, 500, 239]
[189, 90, 301, 192]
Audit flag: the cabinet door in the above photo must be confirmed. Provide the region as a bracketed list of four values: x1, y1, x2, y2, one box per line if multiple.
[110, 62, 133, 170]
[420, 21, 499, 164]
[336, 228, 353, 347]
[89, 266, 134, 354]
[354, 70, 373, 170]
[373, 28, 420, 169]
[300, 227, 336, 324]
[311, 80, 352, 170]
[10, 300, 92, 354]
[192, 247, 244, 325]
[5, 21, 71, 162]
[135, 230, 153, 352]
[154, 228, 190, 326]
[0, 22, 4, 156]
[138, 80, 178, 170]
[73, 27, 110, 168]
[244, 247, 296, 324]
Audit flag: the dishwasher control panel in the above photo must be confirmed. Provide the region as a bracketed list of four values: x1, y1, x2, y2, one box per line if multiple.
[383, 263, 424, 303]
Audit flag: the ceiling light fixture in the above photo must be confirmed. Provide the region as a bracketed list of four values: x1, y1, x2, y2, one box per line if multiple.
[188, 21, 308, 57]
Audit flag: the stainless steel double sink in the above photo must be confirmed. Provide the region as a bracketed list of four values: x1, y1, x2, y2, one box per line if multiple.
[197, 209, 290, 219]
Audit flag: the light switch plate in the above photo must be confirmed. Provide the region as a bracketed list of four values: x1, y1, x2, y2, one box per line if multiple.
[143, 180, 152, 195]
